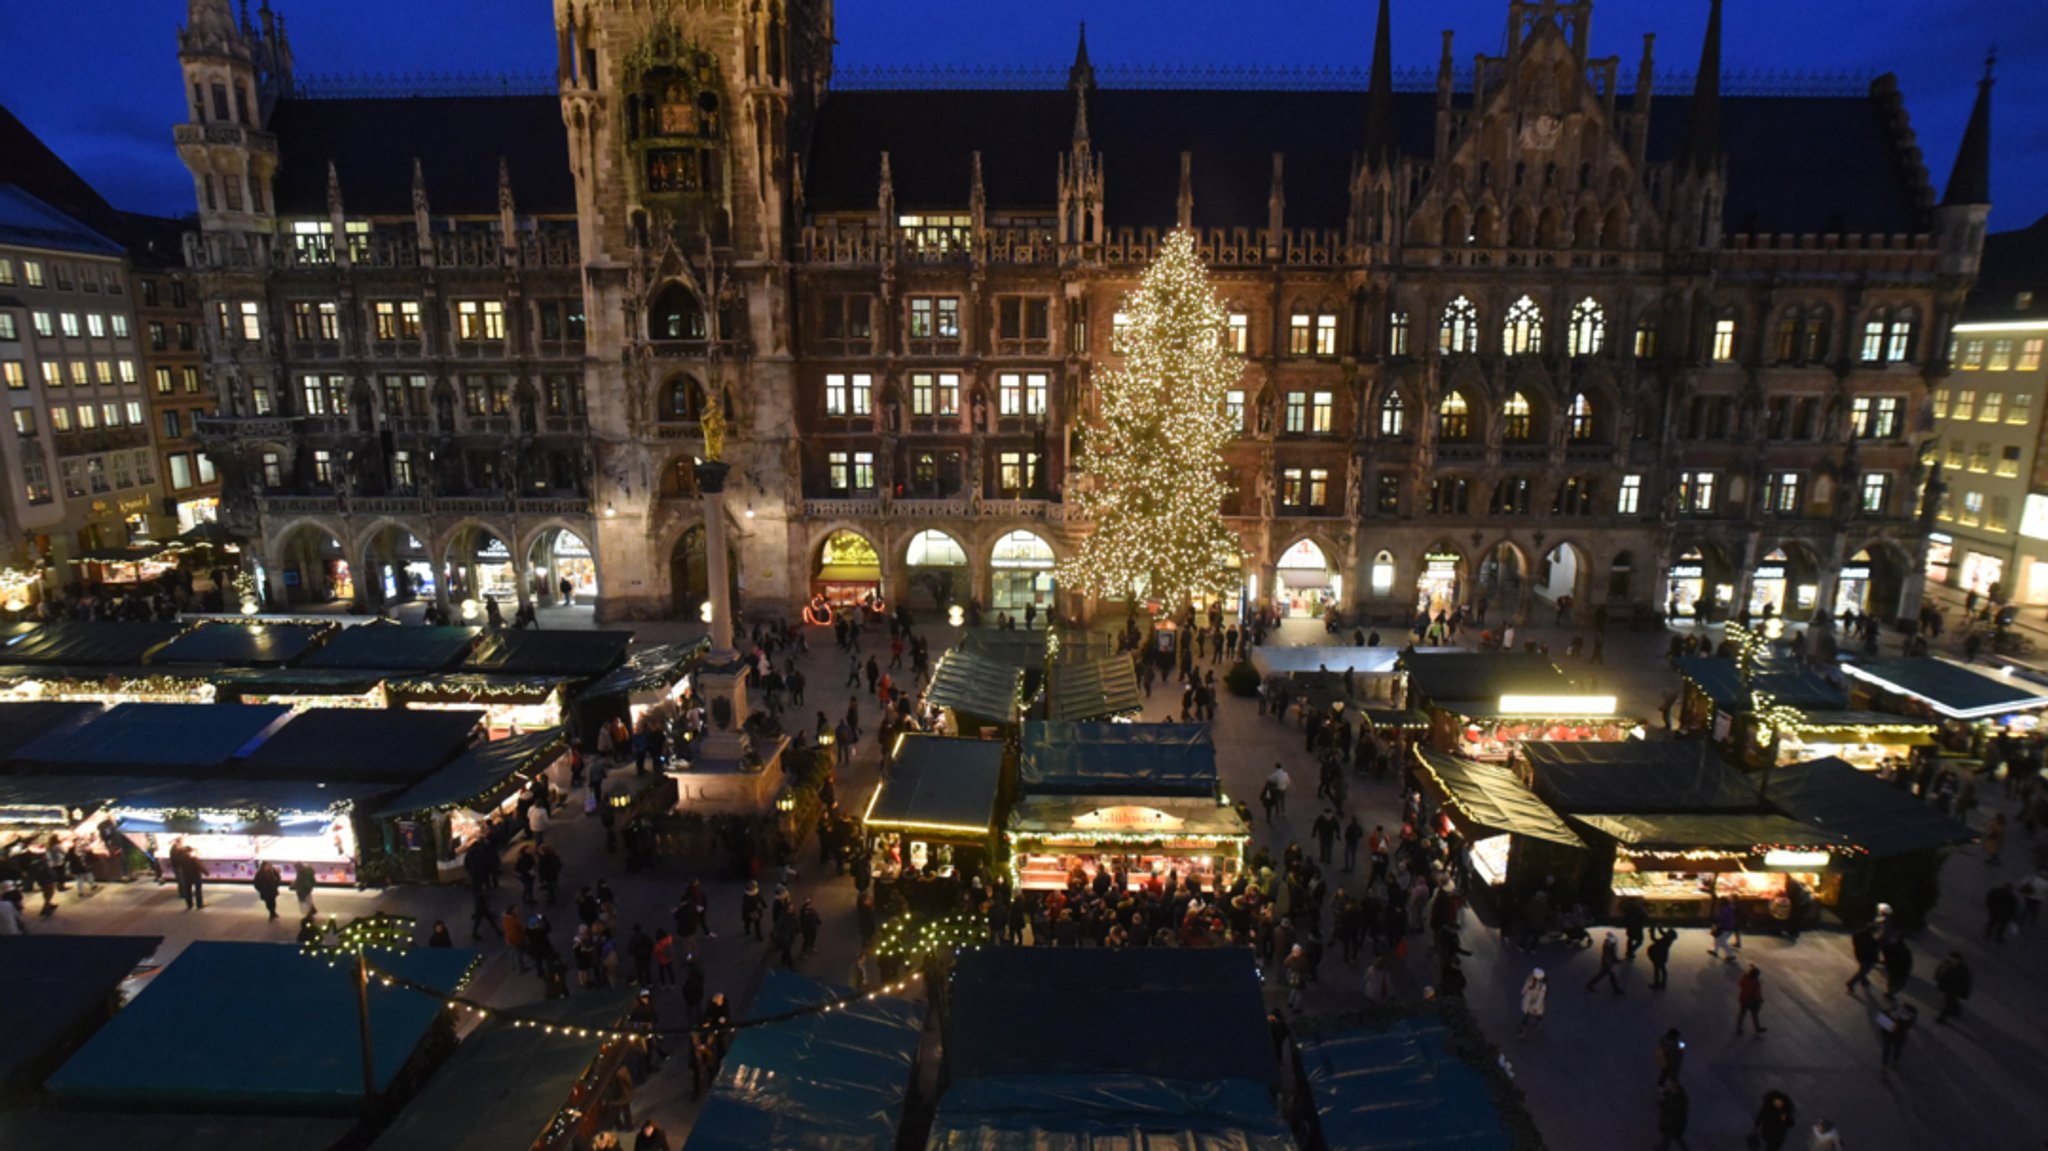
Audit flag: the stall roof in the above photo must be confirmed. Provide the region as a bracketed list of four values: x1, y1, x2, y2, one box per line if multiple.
[1248, 646, 1411, 678]
[210, 666, 391, 696]
[1572, 812, 1852, 851]
[1414, 748, 1584, 849]
[0, 934, 162, 1086]
[928, 1075, 1297, 1151]
[958, 627, 1052, 669]
[0, 700, 102, 758]
[462, 629, 632, 677]
[1841, 657, 2048, 719]
[368, 990, 634, 1151]
[375, 729, 568, 817]
[151, 622, 334, 667]
[1763, 756, 1978, 857]
[1785, 710, 1940, 739]
[1018, 721, 1216, 796]
[1401, 652, 1576, 707]
[948, 948, 1275, 1088]
[0, 1112, 358, 1151]
[927, 649, 1024, 723]
[0, 773, 163, 815]
[47, 941, 476, 1113]
[1297, 1019, 1511, 1151]
[238, 708, 482, 784]
[864, 734, 1004, 835]
[681, 971, 925, 1151]
[11, 702, 293, 774]
[580, 640, 707, 698]
[1676, 656, 1848, 712]
[0, 621, 185, 666]
[1520, 741, 1762, 813]
[297, 623, 481, 672]
[1048, 654, 1143, 721]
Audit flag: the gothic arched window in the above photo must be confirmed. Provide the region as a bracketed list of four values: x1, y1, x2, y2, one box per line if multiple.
[1568, 298, 1605, 357]
[1502, 392, 1534, 441]
[1503, 295, 1544, 355]
[1439, 296, 1478, 355]
[1439, 391, 1472, 441]
[1379, 391, 1407, 437]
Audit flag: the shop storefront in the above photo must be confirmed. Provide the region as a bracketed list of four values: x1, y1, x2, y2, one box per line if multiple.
[1957, 549, 2004, 599]
[1924, 533, 1953, 586]
[1666, 560, 1705, 619]
[990, 530, 1056, 613]
[1007, 795, 1248, 892]
[108, 781, 386, 886]
[1275, 540, 1337, 618]
[467, 539, 518, 602]
[1417, 551, 1461, 616]
[812, 530, 883, 608]
[1575, 813, 1852, 925]
[1834, 562, 1872, 616]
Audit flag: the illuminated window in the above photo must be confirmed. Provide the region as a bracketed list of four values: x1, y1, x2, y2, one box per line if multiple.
[997, 372, 1050, 418]
[1680, 470, 1716, 513]
[1438, 391, 1471, 440]
[313, 449, 335, 487]
[1289, 313, 1313, 356]
[60, 313, 79, 338]
[2010, 392, 2032, 426]
[455, 300, 505, 341]
[86, 314, 105, 338]
[1226, 312, 1249, 354]
[1315, 313, 1338, 356]
[1850, 396, 1901, 439]
[1568, 298, 1604, 356]
[1307, 467, 1329, 506]
[1502, 391, 1533, 441]
[1379, 392, 1406, 437]
[1617, 474, 1642, 515]
[1960, 339, 1984, 370]
[1886, 309, 1917, 362]
[2020, 339, 2044, 372]
[1566, 392, 1595, 441]
[1767, 472, 1802, 515]
[1439, 296, 1478, 355]
[1932, 387, 1949, 419]
[1953, 390, 1976, 421]
[1110, 311, 1131, 353]
[1, 362, 22, 389]
[1860, 474, 1890, 514]
[238, 301, 261, 342]
[1284, 392, 1307, 434]
[824, 372, 873, 417]
[1280, 467, 1305, 508]
[1310, 391, 1334, 434]
[291, 301, 339, 341]
[373, 300, 423, 340]
[1711, 315, 1737, 361]
[1981, 392, 2003, 423]
[1387, 310, 1410, 356]
[910, 371, 960, 417]
[1224, 390, 1246, 429]
[1502, 296, 1543, 355]
[1989, 340, 2014, 371]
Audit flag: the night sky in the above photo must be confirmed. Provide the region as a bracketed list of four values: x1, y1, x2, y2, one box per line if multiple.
[2, 0, 2037, 230]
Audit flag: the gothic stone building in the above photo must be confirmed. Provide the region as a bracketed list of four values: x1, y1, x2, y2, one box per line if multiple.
[177, 0, 1991, 625]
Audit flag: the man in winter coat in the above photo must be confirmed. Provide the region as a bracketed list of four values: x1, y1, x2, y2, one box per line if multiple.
[1654, 1028, 1685, 1085]
[1585, 932, 1625, 994]
[1933, 951, 1973, 1023]
[1654, 1081, 1691, 1150]
[1845, 923, 1881, 992]
[252, 861, 282, 920]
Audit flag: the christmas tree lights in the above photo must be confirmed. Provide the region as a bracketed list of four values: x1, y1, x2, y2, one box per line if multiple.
[1060, 230, 1244, 608]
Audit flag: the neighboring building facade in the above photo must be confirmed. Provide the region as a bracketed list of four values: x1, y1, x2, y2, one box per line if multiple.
[179, 0, 1991, 624]
[1929, 213, 2048, 607]
[0, 187, 166, 600]
[124, 214, 220, 535]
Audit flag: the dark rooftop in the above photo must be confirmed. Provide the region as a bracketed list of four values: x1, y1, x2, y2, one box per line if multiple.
[10, 703, 293, 775]
[236, 707, 482, 784]
[267, 95, 575, 216]
[297, 624, 480, 672]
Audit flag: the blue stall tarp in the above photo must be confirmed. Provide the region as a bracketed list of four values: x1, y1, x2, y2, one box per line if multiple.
[681, 971, 924, 1151]
[1298, 1020, 1511, 1151]
[48, 941, 475, 1113]
[929, 1074, 1297, 1151]
[1018, 721, 1216, 797]
[12, 702, 292, 774]
[0, 934, 161, 1085]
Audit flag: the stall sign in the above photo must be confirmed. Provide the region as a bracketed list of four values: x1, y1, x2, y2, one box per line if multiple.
[479, 539, 512, 560]
[1669, 564, 1704, 579]
[1073, 805, 1186, 832]
[1754, 565, 1786, 580]
[1839, 565, 1871, 581]
[1424, 553, 1460, 572]
[1763, 849, 1830, 870]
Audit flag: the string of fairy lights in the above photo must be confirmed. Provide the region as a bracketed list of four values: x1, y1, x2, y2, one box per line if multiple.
[1060, 230, 1243, 608]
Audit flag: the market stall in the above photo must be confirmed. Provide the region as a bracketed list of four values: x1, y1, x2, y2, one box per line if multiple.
[1516, 739, 1762, 814]
[237, 708, 484, 785]
[47, 940, 476, 1115]
[1770, 710, 1939, 771]
[1412, 747, 1586, 897]
[925, 649, 1025, 737]
[369, 989, 641, 1151]
[461, 629, 632, 679]
[374, 729, 571, 883]
[1571, 812, 1855, 925]
[0, 934, 162, 1092]
[208, 668, 389, 710]
[861, 733, 1006, 886]
[297, 623, 482, 673]
[106, 778, 391, 885]
[1294, 1018, 1521, 1151]
[0, 665, 218, 705]
[0, 774, 154, 877]
[1249, 644, 1411, 704]
[0, 621, 187, 666]
[385, 675, 568, 738]
[1403, 652, 1635, 759]
[1046, 654, 1142, 722]
[1675, 655, 1847, 742]
[1007, 794, 1248, 893]
[149, 621, 336, 668]
[1763, 755, 1977, 929]
[8, 701, 294, 777]
[573, 640, 706, 736]
[1841, 657, 2048, 751]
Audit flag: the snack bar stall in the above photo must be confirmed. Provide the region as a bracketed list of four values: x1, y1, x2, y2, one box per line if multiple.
[1413, 746, 1586, 898]
[1006, 722, 1246, 892]
[573, 640, 706, 736]
[925, 649, 1026, 738]
[1841, 656, 2048, 743]
[1570, 812, 1855, 924]
[1403, 652, 1636, 760]
[1769, 710, 1939, 770]
[861, 733, 1006, 884]
[105, 778, 390, 885]
[1763, 755, 1977, 928]
[386, 675, 568, 738]
[1674, 656, 1846, 744]
[375, 729, 571, 883]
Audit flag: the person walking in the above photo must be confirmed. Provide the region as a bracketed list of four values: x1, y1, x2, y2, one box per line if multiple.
[1736, 963, 1768, 1036]
[291, 863, 317, 917]
[1933, 951, 1973, 1024]
[798, 898, 822, 955]
[1880, 934, 1913, 997]
[1752, 1090, 1797, 1151]
[653, 930, 676, 986]
[1706, 897, 1739, 960]
[471, 888, 503, 941]
[1585, 932, 1624, 995]
[1654, 1028, 1685, 1085]
[1654, 1081, 1691, 1151]
[252, 860, 282, 921]
[1646, 925, 1677, 990]
[1516, 968, 1548, 1038]
[1312, 809, 1339, 865]
[1808, 1119, 1844, 1151]
[1267, 763, 1291, 815]
[1342, 815, 1363, 873]
[1844, 923, 1880, 993]
[740, 880, 765, 940]
[504, 907, 530, 972]
[1983, 882, 2019, 944]
[1876, 996, 1916, 1073]
[1982, 811, 2006, 865]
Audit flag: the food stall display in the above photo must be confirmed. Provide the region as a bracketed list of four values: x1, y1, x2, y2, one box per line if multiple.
[1770, 710, 1938, 770]
[1007, 794, 1248, 893]
[1762, 755, 1977, 928]
[1402, 652, 1636, 760]
[0, 668, 217, 705]
[1412, 747, 1586, 894]
[0, 775, 142, 874]
[108, 780, 390, 885]
[375, 729, 570, 883]
[1575, 812, 1855, 923]
[386, 675, 568, 737]
[861, 734, 1006, 884]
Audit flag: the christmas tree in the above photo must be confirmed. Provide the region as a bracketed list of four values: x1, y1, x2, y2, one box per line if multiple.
[1060, 230, 1243, 607]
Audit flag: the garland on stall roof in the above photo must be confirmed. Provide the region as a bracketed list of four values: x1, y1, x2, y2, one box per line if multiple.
[873, 912, 986, 960]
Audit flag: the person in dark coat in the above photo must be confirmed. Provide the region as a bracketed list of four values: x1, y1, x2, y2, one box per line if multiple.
[1655, 1080, 1691, 1150]
[634, 1120, 670, 1151]
[1751, 1090, 1796, 1151]
[1645, 926, 1677, 990]
[291, 862, 318, 916]
[1933, 951, 1973, 1023]
[252, 861, 282, 920]
[798, 898, 822, 955]
[1881, 935, 1914, 997]
[1845, 923, 1881, 992]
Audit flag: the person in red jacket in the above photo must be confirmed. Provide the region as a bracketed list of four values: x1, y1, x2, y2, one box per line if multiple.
[1736, 963, 1768, 1036]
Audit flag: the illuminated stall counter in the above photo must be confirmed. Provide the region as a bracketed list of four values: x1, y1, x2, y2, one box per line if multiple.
[1772, 710, 1938, 770]
[375, 729, 571, 883]
[107, 779, 392, 885]
[574, 640, 707, 734]
[1572, 812, 1855, 924]
[1006, 794, 1248, 892]
[860, 734, 1006, 883]
[386, 674, 568, 737]
[1403, 652, 1636, 761]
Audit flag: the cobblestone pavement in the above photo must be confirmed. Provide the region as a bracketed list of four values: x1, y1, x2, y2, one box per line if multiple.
[25, 605, 2048, 1149]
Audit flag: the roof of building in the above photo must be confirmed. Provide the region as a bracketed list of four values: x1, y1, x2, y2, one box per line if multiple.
[1964, 212, 2048, 324]
[0, 105, 123, 236]
[0, 185, 126, 257]
[1047, 653, 1143, 721]
[947, 947, 1276, 1088]
[1400, 652, 1577, 709]
[266, 95, 576, 216]
[862, 734, 1005, 835]
[1677, 656, 1848, 712]
[368, 990, 634, 1151]
[1, 621, 186, 667]
[46, 941, 476, 1113]
[1841, 657, 2048, 719]
[926, 649, 1024, 723]
[11, 702, 293, 774]
[0, 700, 104, 760]
[1018, 721, 1216, 796]
[1572, 811, 1850, 851]
[1763, 756, 1977, 857]
[151, 621, 336, 666]
[297, 623, 481, 672]
[1519, 739, 1762, 813]
[236, 707, 482, 784]
[682, 972, 925, 1151]
[0, 934, 162, 1086]
[1297, 1018, 1512, 1151]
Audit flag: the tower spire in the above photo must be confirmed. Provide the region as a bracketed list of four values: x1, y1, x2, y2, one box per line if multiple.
[1362, 0, 1395, 166]
[1069, 22, 1095, 91]
[1679, 0, 1723, 175]
[1942, 50, 1994, 206]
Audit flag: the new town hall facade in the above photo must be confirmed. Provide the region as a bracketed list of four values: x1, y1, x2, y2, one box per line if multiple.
[176, 0, 1992, 625]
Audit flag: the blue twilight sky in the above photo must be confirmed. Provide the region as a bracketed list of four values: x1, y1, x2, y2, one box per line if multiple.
[1, 0, 2038, 229]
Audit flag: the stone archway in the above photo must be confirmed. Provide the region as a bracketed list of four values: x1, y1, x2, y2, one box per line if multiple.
[670, 524, 740, 620]
[358, 520, 434, 607]
[902, 527, 969, 611]
[272, 520, 350, 606]
[527, 524, 598, 607]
